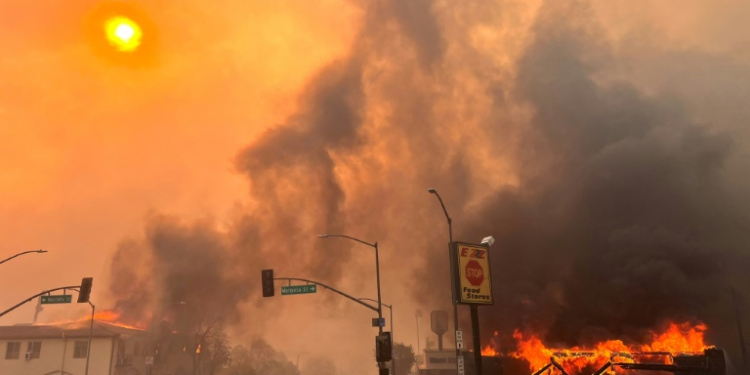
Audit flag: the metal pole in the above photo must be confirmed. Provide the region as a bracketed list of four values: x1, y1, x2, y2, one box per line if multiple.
[732, 288, 749, 374]
[471, 305, 482, 375]
[391, 304, 396, 375]
[428, 189, 461, 375]
[375, 242, 383, 336]
[85, 302, 95, 375]
[416, 311, 421, 368]
[375, 242, 386, 373]
[318, 234, 386, 372]
[449, 222, 460, 375]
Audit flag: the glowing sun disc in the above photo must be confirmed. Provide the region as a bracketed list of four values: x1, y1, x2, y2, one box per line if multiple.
[105, 16, 142, 52]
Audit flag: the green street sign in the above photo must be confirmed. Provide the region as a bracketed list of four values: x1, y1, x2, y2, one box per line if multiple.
[281, 285, 317, 295]
[41, 295, 72, 304]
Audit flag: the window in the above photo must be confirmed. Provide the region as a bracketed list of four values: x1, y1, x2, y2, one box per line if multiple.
[73, 341, 88, 359]
[5, 342, 20, 359]
[26, 341, 41, 359]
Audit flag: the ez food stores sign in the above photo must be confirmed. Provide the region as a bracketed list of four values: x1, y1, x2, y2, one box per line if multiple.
[450, 242, 493, 305]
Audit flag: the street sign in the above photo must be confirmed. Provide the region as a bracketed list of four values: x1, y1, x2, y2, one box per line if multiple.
[41, 295, 72, 304]
[457, 355, 465, 375]
[456, 330, 464, 349]
[372, 318, 386, 327]
[281, 285, 317, 295]
[145, 357, 154, 366]
[451, 242, 494, 305]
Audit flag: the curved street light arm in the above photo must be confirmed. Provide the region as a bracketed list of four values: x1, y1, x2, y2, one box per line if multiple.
[0, 249, 47, 266]
[0, 285, 80, 318]
[274, 277, 379, 313]
[318, 234, 376, 248]
[359, 297, 391, 309]
[428, 189, 452, 241]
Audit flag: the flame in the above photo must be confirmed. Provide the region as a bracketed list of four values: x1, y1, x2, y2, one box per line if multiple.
[492, 322, 710, 374]
[482, 345, 499, 356]
[93, 310, 120, 321]
[91, 309, 146, 330]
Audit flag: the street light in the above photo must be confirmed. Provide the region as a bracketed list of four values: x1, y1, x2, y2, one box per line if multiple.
[427, 188, 461, 375]
[0, 249, 47, 265]
[318, 234, 386, 370]
[361, 297, 396, 375]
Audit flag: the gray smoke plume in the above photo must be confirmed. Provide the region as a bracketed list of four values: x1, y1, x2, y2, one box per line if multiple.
[108, 0, 750, 371]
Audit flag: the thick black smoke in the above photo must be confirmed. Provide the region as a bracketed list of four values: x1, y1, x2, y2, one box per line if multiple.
[108, 0, 750, 371]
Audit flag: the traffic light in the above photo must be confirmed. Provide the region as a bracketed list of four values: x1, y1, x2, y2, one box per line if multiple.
[261, 269, 274, 297]
[77, 277, 93, 303]
[376, 332, 392, 362]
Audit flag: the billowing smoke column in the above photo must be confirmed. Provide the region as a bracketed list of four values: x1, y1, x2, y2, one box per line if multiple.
[107, 0, 750, 370]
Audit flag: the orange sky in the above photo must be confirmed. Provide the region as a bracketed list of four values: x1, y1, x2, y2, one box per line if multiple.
[0, 0, 356, 307]
[1, 1, 749, 374]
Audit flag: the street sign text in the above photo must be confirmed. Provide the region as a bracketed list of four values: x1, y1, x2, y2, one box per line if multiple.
[281, 285, 317, 295]
[41, 295, 72, 304]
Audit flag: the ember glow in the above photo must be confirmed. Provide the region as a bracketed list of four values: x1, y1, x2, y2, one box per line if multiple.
[498, 322, 710, 373]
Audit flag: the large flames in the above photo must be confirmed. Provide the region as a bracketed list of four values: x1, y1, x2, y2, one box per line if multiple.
[39, 309, 146, 331]
[92, 310, 146, 330]
[482, 322, 709, 374]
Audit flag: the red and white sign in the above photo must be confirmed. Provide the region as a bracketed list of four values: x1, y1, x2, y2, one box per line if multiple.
[453, 242, 493, 305]
[465, 260, 484, 286]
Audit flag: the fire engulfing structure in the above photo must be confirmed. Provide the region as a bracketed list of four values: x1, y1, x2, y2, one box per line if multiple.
[83, 0, 750, 373]
[475, 322, 727, 375]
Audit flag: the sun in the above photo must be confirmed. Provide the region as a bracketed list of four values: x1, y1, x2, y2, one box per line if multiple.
[104, 16, 142, 52]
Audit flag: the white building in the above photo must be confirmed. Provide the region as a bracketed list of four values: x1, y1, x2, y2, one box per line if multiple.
[0, 321, 147, 375]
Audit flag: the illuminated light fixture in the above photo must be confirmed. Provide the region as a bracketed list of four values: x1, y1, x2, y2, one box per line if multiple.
[104, 16, 142, 52]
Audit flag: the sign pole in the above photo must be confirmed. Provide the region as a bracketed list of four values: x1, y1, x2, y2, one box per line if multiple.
[452, 242, 494, 375]
[85, 302, 94, 375]
[471, 305, 482, 375]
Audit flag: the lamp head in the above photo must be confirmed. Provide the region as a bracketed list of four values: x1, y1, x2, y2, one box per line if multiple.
[36, 249, 48, 253]
[427, 188, 437, 194]
[481, 236, 495, 247]
[317, 234, 329, 238]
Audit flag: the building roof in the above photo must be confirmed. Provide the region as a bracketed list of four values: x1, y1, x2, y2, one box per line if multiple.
[0, 321, 145, 340]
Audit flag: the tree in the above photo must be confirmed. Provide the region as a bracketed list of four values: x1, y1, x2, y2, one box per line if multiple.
[303, 356, 337, 375]
[202, 330, 231, 375]
[393, 342, 416, 375]
[225, 338, 299, 375]
[226, 346, 254, 375]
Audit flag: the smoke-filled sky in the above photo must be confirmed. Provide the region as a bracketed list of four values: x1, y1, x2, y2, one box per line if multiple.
[2, 0, 750, 374]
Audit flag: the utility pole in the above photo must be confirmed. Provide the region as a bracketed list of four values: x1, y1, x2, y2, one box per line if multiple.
[427, 188, 462, 375]
[732, 288, 749, 374]
[416, 310, 422, 368]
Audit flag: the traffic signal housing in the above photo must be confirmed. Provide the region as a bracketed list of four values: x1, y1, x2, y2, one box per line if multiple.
[376, 332, 392, 362]
[77, 277, 93, 303]
[261, 269, 275, 297]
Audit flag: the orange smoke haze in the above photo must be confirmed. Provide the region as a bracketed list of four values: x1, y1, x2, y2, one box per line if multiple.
[1, 1, 750, 374]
